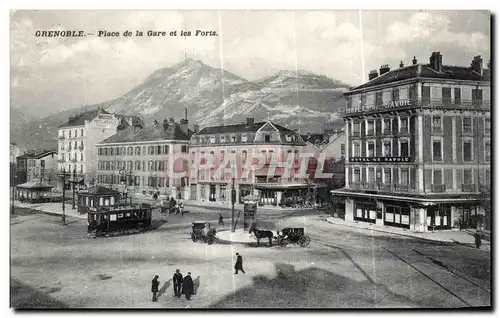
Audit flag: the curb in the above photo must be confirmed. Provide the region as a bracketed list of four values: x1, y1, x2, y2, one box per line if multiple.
[323, 219, 457, 245]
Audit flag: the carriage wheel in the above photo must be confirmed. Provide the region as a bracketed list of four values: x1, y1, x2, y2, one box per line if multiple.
[191, 233, 197, 242]
[299, 235, 311, 247]
[279, 239, 288, 247]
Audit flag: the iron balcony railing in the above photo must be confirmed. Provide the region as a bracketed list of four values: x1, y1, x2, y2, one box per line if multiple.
[462, 184, 477, 193]
[342, 98, 491, 117]
[431, 184, 446, 193]
[349, 182, 418, 193]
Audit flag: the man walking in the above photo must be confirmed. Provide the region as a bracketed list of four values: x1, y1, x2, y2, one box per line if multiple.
[234, 253, 245, 274]
[182, 272, 194, 300]
[151, 275, 160, 302]
[219, 214, 224, 226]
[173, 269, 183, 297]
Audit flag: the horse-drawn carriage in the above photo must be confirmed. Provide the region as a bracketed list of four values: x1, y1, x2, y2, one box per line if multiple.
[277, 227, 311, 247]
[191, 221, 217, 244]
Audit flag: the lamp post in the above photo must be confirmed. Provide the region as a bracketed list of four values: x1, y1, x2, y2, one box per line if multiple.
[71, 168, 77, 210]
[58, 168, 69, 225]
[231, 177, 236, 232]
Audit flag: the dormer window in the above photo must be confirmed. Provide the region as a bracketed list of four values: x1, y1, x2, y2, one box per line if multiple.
[209, 136, 216, 144]
[241, 134, 248, 142]
[231, 135, 236, 143]
[264, 134, 271, 142]
[285, 135, 292, 142]
[220, 135, 226, 143]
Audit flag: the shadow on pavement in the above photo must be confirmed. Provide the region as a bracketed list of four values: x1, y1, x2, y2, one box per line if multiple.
[11, 278, 68, 309]
[208, 262, 425, 308]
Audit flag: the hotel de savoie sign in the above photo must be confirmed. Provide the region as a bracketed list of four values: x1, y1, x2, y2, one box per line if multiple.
[349, 157, 412, 163]
[345, 99, 413, 114]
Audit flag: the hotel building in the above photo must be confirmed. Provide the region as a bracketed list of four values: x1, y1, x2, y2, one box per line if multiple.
[331, 52, 491, 231]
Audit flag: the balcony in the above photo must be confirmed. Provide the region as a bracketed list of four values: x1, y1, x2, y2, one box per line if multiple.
[350, 182, 417, 193]
[58, 136, 65, 140]
[341, 98, 491, 117]
[431, 184, 446, 193]
[462, 184, 477, 193]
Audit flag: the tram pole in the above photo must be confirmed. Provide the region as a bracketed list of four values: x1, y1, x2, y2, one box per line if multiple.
[231, 177, 236, 232]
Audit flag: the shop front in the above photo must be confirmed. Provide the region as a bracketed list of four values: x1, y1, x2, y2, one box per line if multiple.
[384, 203, 411, 229]
[353, 201, 377, 224]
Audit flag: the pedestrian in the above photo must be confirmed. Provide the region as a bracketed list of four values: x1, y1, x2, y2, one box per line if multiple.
[173, 269, 183, 298]
[151, 275, 160, 302]
[474, 230, 482, 249]
[219, 214, 224, 226]
[182, 272, 194, 300]
[234, 253, 245, 274]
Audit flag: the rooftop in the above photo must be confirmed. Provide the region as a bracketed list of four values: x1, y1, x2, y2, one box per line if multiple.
[58, 108, 111, 128]
[98, 120, 191, 144]
[196, 121, 296, 135]
[16, 149, 57, 160]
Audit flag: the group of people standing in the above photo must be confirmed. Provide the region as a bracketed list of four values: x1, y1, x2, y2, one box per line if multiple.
[159, 197, 184, 215]
[151, 269, 194, 302]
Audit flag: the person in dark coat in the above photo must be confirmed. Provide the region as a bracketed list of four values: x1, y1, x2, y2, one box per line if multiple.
[182, 272, 194, 300]
[151, 275, 160, 302]
[219, 214, 224, 226]
[474, 230, 482, 249]
[173, 269, 183, 297]
[234, 253, 245, 274]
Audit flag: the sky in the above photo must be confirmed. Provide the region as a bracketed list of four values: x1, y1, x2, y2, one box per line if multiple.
[10, 10, 491, 116]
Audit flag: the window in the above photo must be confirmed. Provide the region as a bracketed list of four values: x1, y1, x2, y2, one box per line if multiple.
[110, 148, 114, 156]
[376, 91, 383, 105]
[121, 147, 126, 156]
[98, 148, 102, 156]
[391, 88, 399, 101]
[352, 122, 360, 136]
[384, 168, 392, 183]
[454, 88, 461, 104]
[220, 185, 226, 199]
[81, 129, 84, 137]
[128, 147, 133, 156]
[383, 118, 391, 134]
[399, 117, 408, 133]
[485, 140, 491, 162]
[442, 87, 451, 105]
[383, 140, 391, 157]
[472, 88, 483, 105]
[264, 134, 271, 142]
[242, 150, 248, 163]
[181, 145, 188, 153]
[231, 135, 236, 143]
[432, 139, 443, 161]
[135, 146, 141, 155]
[69, 130, 72, 138]
[164, 145, 169, 155]
[409, 84, 417, 100]
[422, 86, 431, 106]
[400, 169, 409, 185]
[485, 118, 491, 134]
[400, 140, 409, 157]
[360, 94, 366, 107]
[432, 116, 442, 133]
[463, 139, 473, 161]
[353, 143, 360, 157]
[367, 120, 374, 136]
[462, 117, 472, 134]
[156, 145, 161, 155]
[433, 169, 443, 184]
[220, 135, 226, 143]
[209, 136, 215, 144]
[241, 134, 248, 142]
[353, 168, 360, 182]
[74, 141, 77, 149]
[463, 169, 473, 185]
[368, 168, 375, 182]
[80, 153, 83, 161]
[367, 142, 375, 157]
[80, 140, 83, 148]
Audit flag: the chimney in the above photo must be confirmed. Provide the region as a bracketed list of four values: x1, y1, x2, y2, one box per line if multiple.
[429, 51, 443, 72]
[180, 118, 189, 136]
[194, 124, 200, 133]
[184, 108, 188, 120]
[368, 70, 378, 81]
[412, 56, 417, 65]
[68, 115, 75, 122]
[471, 55, 483, 75]
[246, 118, 254, 125]
[379, 64, 390, 75]
[162, 118, 169, 131]
[399, 61, 404, 68]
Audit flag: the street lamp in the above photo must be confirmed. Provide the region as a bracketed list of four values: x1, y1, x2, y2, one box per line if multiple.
[119, 169, 133, 205]
[72, 168, 77, 210]
[231, 177, 236, 232]
[58, 168, 69, 225]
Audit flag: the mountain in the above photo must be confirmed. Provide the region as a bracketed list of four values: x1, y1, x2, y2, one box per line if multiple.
[10, 59, 349, 150]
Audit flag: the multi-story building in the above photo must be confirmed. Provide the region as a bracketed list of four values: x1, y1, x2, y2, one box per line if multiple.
[10, 142, 20, 164]
[25, 149, 58, 186]
[95, 117, 191, 199]
[57, 106, 135, 187]
[188, 118, 316, 206]
[332, 52, 491, 232]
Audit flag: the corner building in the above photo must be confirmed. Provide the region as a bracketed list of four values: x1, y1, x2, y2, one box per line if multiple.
[331, 52, 491, 232]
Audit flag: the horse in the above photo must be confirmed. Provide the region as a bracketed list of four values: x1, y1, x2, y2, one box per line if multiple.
[249, 225, 274, 246]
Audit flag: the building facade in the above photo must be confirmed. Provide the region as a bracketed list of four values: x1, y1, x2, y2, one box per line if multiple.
[188, 118, 316, 206]
[95, 118, 191, 199]
[57, 106, 134, 187]
[26, 150, 58, 186]
[332, 52, 491, 232]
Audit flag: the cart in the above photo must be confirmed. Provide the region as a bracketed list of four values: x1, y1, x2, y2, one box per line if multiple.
[278, 227, 311, 247]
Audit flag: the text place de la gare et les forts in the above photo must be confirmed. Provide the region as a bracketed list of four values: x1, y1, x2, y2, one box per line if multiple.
[34, 30, 218, 37]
